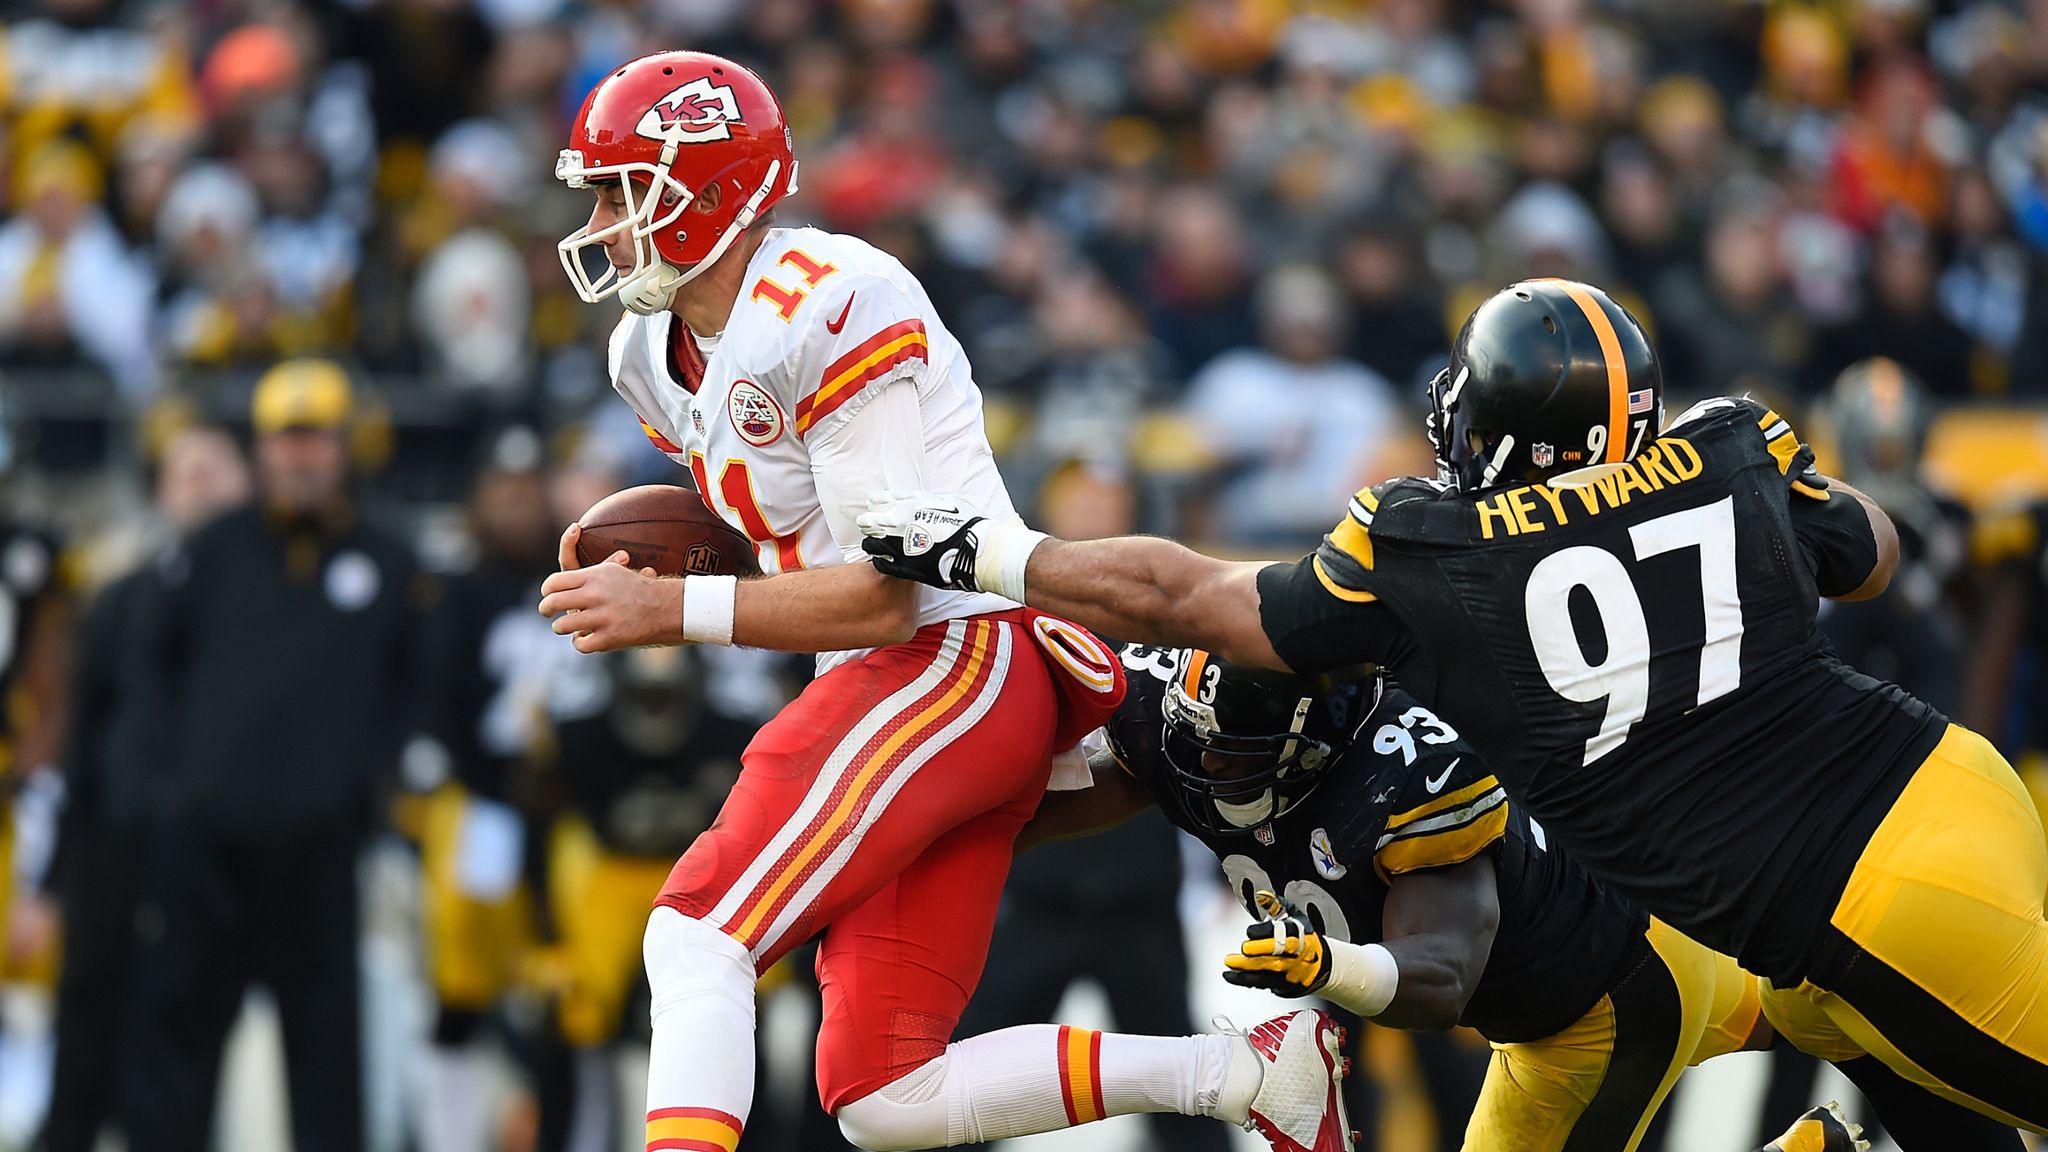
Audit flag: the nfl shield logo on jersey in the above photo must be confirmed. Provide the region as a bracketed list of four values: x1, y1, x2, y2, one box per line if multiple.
[1310, 828, 1348, 880]
[1254, 824, 1275, 846]
[1531, 442, 1555, 468]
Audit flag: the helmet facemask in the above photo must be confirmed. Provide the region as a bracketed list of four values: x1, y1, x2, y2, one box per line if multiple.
[1161, 676, 1336, 837]
[556, 148, 696, 314]
[1426, 364, 1508, 491]
[1425, 365, 1465, 488]
[554, 147, 786, 316]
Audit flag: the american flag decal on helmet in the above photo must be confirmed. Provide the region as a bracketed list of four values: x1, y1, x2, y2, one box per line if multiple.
[1628, 387, 1655, 414]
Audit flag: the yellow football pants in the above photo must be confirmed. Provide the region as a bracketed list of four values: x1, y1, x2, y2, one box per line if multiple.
[420, 786, 533, 1012]
[1463, 919, 1761, 1151]
[543, 819, 674, 1049]
[1760, 724, 2048, 1133]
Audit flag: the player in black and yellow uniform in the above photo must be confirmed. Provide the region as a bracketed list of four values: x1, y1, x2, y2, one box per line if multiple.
[1026, 641, 1856, 1152]
[857, 278, 2042, 1143]
[529, 643, 760, 1151]
[413, 429, 576, 1152]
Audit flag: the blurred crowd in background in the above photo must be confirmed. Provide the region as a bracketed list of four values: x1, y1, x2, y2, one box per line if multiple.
[4, 0, 2048, 1149]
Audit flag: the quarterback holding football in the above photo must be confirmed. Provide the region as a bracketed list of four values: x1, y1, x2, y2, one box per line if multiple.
[536, 51, 1357, 1152]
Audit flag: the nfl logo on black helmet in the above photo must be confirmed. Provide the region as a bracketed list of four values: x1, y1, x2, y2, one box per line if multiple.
[1532, 443, 1555, 468]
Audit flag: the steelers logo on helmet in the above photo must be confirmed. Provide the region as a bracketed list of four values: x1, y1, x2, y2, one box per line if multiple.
[726, 380, 785, 446]
[1160, 650, 1378, 838]
[1429, 279, 1662, 491]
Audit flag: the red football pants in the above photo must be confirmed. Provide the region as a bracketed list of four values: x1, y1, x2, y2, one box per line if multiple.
[656, 610, 1121, 1110]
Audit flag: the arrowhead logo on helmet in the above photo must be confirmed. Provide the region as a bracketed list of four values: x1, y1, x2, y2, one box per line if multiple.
[636, 78, 744, 144]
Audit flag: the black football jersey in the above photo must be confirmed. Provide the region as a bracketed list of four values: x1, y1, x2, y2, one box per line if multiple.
[417, 559, 574, 799]
[544, 646, 756, 859]
[1257, 397, 1945, 984]
[1106, 642, 1648, 1043]
[0, 526, 58, 768]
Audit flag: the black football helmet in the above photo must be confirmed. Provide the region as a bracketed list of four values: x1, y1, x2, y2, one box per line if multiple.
[1427, 279, 1663, 491]
[1161, 649, 1378, 837]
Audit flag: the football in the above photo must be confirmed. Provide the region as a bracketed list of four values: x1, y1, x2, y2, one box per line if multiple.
[575, 484, 759, 577]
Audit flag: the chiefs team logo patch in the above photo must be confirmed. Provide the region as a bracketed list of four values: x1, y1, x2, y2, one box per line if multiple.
[727, 380, 785, 447]
[635, 78, 743, 144]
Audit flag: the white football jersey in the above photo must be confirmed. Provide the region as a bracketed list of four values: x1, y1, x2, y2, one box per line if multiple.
[608, 227, 1015, 667]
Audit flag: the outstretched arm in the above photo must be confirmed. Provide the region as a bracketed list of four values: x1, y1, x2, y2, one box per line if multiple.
[1013, 537, 1290, 672]
[859, 492, 1415, 675]
[855, 493, 1295, 669]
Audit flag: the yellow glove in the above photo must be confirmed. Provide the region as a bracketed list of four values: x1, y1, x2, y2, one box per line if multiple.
[1222, 890, 1330, 996]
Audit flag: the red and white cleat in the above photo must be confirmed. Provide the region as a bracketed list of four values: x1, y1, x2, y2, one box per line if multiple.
[1229, 1009, 1352, 1152]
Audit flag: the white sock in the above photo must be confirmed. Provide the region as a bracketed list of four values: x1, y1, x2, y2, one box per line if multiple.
[835, 1025, 1242, 1150]
[1213, 1033, 1263, 1126]
[643, 907, 756, 1150]
[418, 1044, 490, 1152]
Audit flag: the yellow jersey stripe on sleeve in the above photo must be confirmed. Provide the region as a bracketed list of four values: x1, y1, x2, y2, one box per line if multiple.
[1328, 513, 1374, 570]
[1312, 555, 1378, 604]
[1756, 408, 1802, 476]
[1374, 801, 1509, 880]
[1791, 480, 1830, 501]
[1766, 430, 1799, 476]
[1385, 776, 1501, 832]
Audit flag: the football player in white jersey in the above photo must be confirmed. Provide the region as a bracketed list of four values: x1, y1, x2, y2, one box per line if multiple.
[535, 51, 1353, 1152]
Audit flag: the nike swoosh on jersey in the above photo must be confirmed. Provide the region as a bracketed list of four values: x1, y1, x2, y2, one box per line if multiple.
[1424, 758, 1461, 793]
[825, 293, 856, 334]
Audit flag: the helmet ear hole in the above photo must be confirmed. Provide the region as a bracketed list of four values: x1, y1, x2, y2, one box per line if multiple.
[1541, 315, 1557, 334]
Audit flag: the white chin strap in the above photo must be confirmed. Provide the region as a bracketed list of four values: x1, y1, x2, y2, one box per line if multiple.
[610, 159, 786, 317]
[1214, 790, 1276, 829]
[618, 260, 687, 316]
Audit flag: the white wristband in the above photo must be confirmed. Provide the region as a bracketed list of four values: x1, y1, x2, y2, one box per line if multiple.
[972, 517, 1050, 604]
[681, 574, 738, 645]
[1320, 939, 1399, 1017]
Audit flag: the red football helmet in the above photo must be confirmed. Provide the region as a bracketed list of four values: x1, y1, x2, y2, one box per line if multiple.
[556, 51, 799, 314]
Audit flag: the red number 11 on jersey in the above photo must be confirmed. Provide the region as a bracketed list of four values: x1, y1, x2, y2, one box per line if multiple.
[750, 250, 838, 322]
[690, 451, 804, 572]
